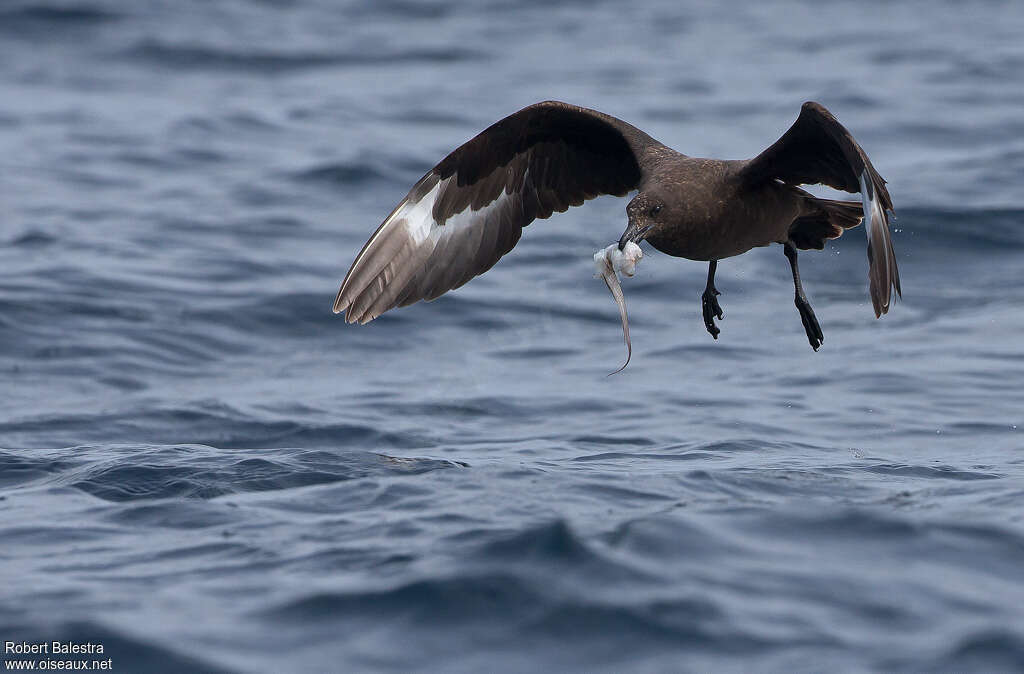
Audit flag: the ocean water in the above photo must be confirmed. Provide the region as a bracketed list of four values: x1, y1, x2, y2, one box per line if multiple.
[2, 0, 1024, 671]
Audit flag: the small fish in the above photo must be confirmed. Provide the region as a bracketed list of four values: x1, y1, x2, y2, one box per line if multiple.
[593, 242, 643, 375]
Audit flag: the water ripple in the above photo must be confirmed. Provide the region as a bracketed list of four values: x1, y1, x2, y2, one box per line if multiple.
[119, 40, 486, 72]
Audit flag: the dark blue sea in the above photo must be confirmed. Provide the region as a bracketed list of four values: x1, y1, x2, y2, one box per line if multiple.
[2, 1, 1023, 671]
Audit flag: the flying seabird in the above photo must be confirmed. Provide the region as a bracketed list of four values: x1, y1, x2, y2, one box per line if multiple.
[334, 101, 900, 351]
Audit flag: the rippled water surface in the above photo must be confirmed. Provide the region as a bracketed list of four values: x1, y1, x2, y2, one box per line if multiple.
[2, 1, 1024, 672]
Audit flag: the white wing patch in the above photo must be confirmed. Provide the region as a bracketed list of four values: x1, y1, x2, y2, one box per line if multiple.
[335, 173, 522, 323]
[403, 179, 444, 245]
[858, 171, 882, 249]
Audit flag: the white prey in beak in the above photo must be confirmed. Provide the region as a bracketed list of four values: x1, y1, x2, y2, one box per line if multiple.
[593, 242, 643, 374]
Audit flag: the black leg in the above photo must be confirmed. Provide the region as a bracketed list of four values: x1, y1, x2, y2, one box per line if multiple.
[784, 241, 823, 351]
[701, 260, 724, 339]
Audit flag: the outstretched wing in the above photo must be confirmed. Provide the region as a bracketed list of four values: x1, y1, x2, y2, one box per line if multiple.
[740, 102, 901, 317]
[335, 101, 659, 324]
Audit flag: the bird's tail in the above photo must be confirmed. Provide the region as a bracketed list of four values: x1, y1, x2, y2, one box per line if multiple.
[788, 196, 863, 250]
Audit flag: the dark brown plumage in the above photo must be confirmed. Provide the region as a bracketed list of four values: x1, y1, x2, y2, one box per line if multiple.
[334, 100, 901, 350]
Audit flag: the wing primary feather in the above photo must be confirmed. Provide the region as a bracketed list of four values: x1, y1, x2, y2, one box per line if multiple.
[347, 239, 414, 323]
[859, 171, 901, 317]
[335, 217, 414, 319]
[334, 174, 442, 315]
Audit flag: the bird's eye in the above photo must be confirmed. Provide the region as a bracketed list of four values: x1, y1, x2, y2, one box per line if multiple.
[649, 205, 662, 217]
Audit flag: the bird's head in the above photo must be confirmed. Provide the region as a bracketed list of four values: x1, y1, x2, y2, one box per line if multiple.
[619, 192, 667, 250]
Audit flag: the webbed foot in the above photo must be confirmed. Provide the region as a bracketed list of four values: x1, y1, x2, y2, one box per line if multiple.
[702, 286, 723, 339]
[795, 295, 823, 350]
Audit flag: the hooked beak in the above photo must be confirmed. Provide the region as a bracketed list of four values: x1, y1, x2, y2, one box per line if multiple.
[617, 221, 653, 250]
